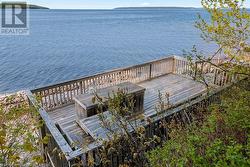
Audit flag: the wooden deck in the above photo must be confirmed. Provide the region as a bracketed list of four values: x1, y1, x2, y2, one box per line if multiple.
[27, 56, 235, 166]
[48, 73, 207, 147]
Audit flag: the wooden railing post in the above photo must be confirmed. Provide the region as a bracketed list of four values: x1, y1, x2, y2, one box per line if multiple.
[172, 57, 176, 73]
[149, 63, 152, 79]
[194, 62, 198, 80]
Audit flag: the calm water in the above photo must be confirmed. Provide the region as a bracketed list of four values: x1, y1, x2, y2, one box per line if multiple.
[0, 9, 215, 93]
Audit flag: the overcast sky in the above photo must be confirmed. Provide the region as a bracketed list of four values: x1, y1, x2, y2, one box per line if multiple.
[5, 0, 250, 9]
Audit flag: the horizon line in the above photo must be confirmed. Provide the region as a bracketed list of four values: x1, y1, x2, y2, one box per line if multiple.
[44, 6, 205, 10]
[41, 6, 250, 10]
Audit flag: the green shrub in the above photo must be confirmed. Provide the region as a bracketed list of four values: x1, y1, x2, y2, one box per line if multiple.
[147, 79, 250, 167]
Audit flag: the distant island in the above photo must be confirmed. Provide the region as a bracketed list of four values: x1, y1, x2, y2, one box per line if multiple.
[0, 4, 49, 9]
[28, 4, 49, 9]
[114, 7, 197, 10]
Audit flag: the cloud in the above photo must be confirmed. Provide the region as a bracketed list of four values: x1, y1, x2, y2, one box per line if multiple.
[141, 2, 151, 7]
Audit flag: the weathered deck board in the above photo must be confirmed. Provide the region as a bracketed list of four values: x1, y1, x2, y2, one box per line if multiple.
[48, 104, 94, 147]
[48, 73, 206, 146]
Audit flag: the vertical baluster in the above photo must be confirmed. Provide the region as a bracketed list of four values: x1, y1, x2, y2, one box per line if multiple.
[223, 72, 227, 86]
[59, 86, 62, 105]
[127, 69, 130, 82]
[42, 91, 45, 108]
[219, 71, 223, 86]
[180, 60, 182, 74]
[138, 67, 141, 82]
[51, 88, 55, 107]
[182, 61, 185, 74]
[128, 69, 132, 82]
[102, 76, 105, 87]
[94, 77, 97, 89]
[73, 82, 76, 96]
[54, 87, 58, 106]
[151, 63, 154, 78]
[176, 60, 179, 74]
[112, 73, 115, 85]
[79, 81, 83, 94]
[124, 70, 127, 82]
[71, 83, 74, 97]
[101, 75, 105, 88]
[86, 79, 90, 92]
[111, 73, 114, 85]
[162, 61, 165, 74]
[65, 84, 69, 102]
[218, 70, 222, 86]
[134, 68, 137, 82]
[132, 68, 134, 81]
[126, 70, 130, 82]
[69, 84, 73, 100]
[83, 80, 86, 93]
[62, 85, 65, 103]
[75, 82, 78, 95]
[109, 73, 112, 85]
[178, 60, 181, 74]
[224, 72, 228, 85]
[63, 85, 67, 104]
[143, 66, 146, 80]
[48, 89, 52, 109]
[135, 67, 138, 81]
[100, 75, 103, 87]
[97, 76, 101, 88]
[44, 90, 48, 109]
[123, 70, 126, 82]
[139, 67, 141, 81]
[221, 71, 225, 86]
[213, 69, 217, 85]
[130, 69, 133, 82]
[185, 61, 188, 74]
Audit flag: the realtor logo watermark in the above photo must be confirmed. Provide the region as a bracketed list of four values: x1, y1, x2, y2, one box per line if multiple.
[0, 1, 29, 35]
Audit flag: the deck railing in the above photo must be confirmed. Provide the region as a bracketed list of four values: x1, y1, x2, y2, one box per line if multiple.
[31, 55, 234, 111]
[194, 60, 239, 87]
[31, 56, 178, 111]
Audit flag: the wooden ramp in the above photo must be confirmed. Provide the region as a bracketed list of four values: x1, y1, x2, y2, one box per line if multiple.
[48, 73, 206, 146]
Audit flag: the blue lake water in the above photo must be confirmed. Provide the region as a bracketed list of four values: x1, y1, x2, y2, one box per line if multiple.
[0, 9, 216, 93]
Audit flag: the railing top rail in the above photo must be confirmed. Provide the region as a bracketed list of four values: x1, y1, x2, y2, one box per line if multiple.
[31, 56, 175, 93]
[173, 55, 188, 61]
